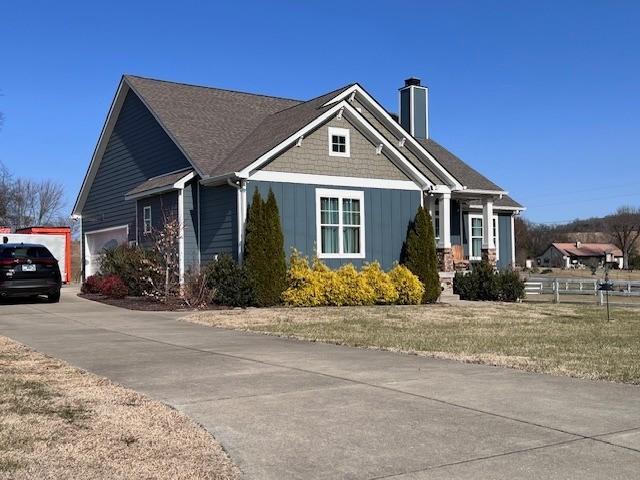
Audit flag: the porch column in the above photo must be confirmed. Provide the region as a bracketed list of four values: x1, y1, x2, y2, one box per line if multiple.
[437, 192, 453, 272]
[482, 197, 497, 265]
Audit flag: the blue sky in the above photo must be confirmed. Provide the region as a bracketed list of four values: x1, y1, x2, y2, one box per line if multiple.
[1, 0, 638, 224]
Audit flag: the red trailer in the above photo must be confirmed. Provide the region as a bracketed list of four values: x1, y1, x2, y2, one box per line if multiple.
[15, 226, 72, 284]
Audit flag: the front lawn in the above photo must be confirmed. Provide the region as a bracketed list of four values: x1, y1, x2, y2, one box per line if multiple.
[0, 336, 239, 479]
[187, 303, 640, 384]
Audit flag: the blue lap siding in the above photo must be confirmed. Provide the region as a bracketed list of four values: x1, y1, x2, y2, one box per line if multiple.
[81, 90, 190, 241]
[247, 181, 421, 270]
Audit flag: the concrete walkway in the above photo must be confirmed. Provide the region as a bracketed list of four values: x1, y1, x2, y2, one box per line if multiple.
[1, 289, 639, 479]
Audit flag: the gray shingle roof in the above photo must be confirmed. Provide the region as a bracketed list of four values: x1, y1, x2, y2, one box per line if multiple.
[123, 76, 522, 209]
[417, 138, 523, 209]
[126, 169, 193, 197]
[125, 75, 301, 177]
[215, 85, 354, 175]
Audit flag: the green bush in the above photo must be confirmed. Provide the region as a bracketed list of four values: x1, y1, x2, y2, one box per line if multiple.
[202, 254, 254, 307]
[244, 188, 287, 306]
[496, 269, 526, 302]
[402, 206, 441, 303]
[453, 261, 525, 302]
[100, 245, 162, 296]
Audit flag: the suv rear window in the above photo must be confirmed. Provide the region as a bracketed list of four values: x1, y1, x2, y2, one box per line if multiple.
[0, 247, 55, 259]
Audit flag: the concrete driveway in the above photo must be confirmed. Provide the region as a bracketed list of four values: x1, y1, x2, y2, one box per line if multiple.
[1, 289, 639, 479]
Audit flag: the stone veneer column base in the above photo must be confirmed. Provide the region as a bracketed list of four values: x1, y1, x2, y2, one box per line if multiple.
[437, 248, 454, 273]
[482, 248, 497, 266]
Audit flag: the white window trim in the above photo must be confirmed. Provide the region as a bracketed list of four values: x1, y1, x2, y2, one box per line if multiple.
[468, 214, 499, 261]
[143, 206, 152, 234]
[328, 127, 350, 157]
[315, 188, 365, 259]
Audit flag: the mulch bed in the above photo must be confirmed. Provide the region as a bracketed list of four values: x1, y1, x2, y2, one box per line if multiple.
[78, 293, 227, 312]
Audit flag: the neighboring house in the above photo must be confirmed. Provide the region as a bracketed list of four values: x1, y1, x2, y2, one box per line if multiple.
[73, 75, 524, 281]
[538, 242, 624, 269]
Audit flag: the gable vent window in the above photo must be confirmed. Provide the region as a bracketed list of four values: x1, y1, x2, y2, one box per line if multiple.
[328, 127, 350, 157]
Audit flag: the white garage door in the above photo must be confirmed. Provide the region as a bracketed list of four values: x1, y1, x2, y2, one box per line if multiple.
[84, 225, 128, 277]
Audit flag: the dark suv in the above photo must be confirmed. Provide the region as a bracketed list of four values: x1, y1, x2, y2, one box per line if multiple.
[0, 243, 62, 302]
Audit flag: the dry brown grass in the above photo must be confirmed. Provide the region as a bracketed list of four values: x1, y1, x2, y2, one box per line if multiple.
[525, 267, 640, 281]
[0, 336, 240, 480]
[187, 302, 640, 384]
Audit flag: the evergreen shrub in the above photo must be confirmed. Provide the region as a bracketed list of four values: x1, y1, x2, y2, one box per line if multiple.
[202, 254, 254, 307]
[244, 188, 287, 306]
[402, 206, 441, 303]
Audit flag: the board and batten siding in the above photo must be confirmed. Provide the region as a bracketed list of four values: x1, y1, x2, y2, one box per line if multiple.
[247, 180, 420, 270]
[182, 181, 199, 272]
[81, 90, 191, 241]
[199, 184, 238, 264]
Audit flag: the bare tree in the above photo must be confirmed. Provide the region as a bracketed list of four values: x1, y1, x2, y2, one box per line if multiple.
[0, 161, 10, 222]
[606, 206, 640, 270]
[3, 177, 66, 229]
[148, 213, 182, 301]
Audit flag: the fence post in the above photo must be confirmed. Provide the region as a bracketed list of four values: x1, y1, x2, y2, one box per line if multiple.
[628, 282, 632, 294]
[599, 290, 604, 306]
[553, 279, 560, 304]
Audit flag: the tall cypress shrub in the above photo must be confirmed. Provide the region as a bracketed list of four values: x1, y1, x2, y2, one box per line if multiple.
[403, 206, 441, 303]
[263, 189, 287, 304]
[244, 187, 286, 306]
[244, 188, 265, 305]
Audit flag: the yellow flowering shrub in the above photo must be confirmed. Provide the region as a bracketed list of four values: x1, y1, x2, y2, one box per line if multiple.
[388, 264, 425, 305]
[281, 251, 326, 307]
[282, 254, 425, 307]
[360, 262, 399, 304]
[328, 264, 376, 306]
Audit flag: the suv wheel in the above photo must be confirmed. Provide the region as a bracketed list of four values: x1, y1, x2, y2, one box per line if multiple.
[48, 290, 61, 303]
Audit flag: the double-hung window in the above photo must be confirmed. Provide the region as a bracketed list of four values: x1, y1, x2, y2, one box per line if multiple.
[468, 214, 499, 260]
[143, 206, 152, 234]
[316, 189, 365, 258]
[328, 127, 350, 157]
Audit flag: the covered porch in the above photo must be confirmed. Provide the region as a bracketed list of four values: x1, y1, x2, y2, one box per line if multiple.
[425, 188, 518, 277]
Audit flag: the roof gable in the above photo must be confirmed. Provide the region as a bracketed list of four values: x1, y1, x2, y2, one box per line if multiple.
[125, 75, 301, 177]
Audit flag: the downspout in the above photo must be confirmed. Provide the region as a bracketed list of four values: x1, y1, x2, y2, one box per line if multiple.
[227, 178, 247, 263]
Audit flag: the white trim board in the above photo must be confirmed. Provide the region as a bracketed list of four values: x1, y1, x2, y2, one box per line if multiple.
[249, 171, 422, 191]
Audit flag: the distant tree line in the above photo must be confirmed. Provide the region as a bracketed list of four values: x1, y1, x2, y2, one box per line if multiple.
[515, 206, 640, 269]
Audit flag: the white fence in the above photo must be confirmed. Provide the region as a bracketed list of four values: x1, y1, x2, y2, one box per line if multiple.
[523, 276, 640, 305]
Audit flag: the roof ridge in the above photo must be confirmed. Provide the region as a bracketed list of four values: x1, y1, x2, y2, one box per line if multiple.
[123, 74, 303, 104]
[267, 83, 357, 116]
